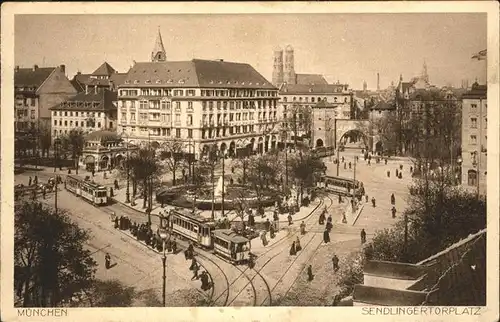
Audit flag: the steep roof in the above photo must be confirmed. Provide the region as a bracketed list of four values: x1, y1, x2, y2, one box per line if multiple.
[462, 82, 487, 99]
[152, 28, 166, 58]
[50, 89, 117, 111]
[92, 62, 116, 76]
[72, 72, 127, 89]
[371, 101, 395, 111]
[280, 83, 347, 95]
[119, 59, 275, 89]
[295, 73, 328, 85]
[14, 67, 55, 88]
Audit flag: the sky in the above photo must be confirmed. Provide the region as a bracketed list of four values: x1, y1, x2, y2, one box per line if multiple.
[15, 13, 487, 89]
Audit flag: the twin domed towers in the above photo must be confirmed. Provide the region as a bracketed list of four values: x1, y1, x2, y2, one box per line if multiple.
[272, 45, 296, 86]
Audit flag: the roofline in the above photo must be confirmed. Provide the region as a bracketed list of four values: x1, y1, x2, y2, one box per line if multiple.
[34, 67, 57, 94]
[117, 84, 277, 90]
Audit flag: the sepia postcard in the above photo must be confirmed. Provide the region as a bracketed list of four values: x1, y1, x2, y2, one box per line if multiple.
[1, 1, 499, 322]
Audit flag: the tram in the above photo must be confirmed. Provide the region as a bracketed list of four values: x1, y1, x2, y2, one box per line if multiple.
[212, 229, 251, 264]
[167, 208, 215, 248]
[167, 208, 251, 264]
[318, 175, 364, 197]
[65, 175, 108, 206]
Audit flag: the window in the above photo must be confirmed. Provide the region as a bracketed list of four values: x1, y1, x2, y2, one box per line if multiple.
[187, 114, 193, 126]
[187, 90, 195, 96]
[175, 102, 181, 111]
[187, 101, 193, 111]
[130, 114, 136, 121]
[59, 120, 62, 126]
[64, 111, 68, 116]
[98, 122, 101, 128]
[75, 121, 79, 127]
[175, 113, 180, 123]
[54, 119, 57, 126]
[471, 103, 477, 112]
[70, 121, 73, 126]
[188, 129, 193, 138]
[470, 118, 477, 128]
[485, 118, 487, 129]
[30, 98, 35, 106]
[470, 135, 477, 145]
[122, 112, 127, 121]
[467, 170, 477, 186]
[175, 128, 181, 138]
[30, 110, 35, 119]
[64, 121, 67, 126]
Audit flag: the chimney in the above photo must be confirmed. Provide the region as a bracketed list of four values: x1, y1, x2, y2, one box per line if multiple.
[33, 65, 39, 71]
[85, 85, 89, 94]
[15, 66, 20, 72]
[77, 71, 81, 75]
[59, 64, 66, 74]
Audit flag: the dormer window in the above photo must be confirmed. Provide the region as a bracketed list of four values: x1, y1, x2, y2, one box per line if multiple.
[125, 80, 131, 84]
[256, 82, 260, 85]
[178, 79, 185, 84]
[227, 81, 231, 85]
[156, 80, 161, 84]
[210, 80, 214, 84]
[218, 81, 222, 84]
[167, 79, 173, 84]
[134, 80, 139, 84]
[145, 80, 151, 84]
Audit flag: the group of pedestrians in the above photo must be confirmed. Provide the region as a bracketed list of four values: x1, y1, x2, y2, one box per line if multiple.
[289, 236, 302, 256]
[186, 246, 211, 291]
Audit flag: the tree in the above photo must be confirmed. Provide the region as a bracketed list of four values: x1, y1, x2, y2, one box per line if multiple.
[14, 201, 97, 307]
[123, 148, 164, 209]
[246, 152, 281, 208]
[372, 112, 399, 155]
[289, 150, 325, 204]
[159, 139, 185, 186]
[60, 129, 85, 174]
[38, 125, 52, 158]
[335, 251, 365, 300]
[283, 103, 313, 148]
[234, 155, 252, 184]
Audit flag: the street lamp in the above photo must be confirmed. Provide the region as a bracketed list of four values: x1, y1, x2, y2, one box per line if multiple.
[53, 137, 61, 215]
[158, 215, 170, 307]
[456, 156, 463, 185]
[219, 148, 227, 217]
[121, 131, 130, 204]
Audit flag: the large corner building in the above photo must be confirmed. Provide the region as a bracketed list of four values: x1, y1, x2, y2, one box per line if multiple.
[117, 29, 280, 159]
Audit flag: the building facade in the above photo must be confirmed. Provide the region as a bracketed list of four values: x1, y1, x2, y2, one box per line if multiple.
[80, 130, 138, 172]
[71, 62, 127, 94]
[15, 64, 76, 132]
[116, 42, 279, 159]
[460, 82, 487, 197]
[50, 88, 118, 140]
[278, 83, 353, 148]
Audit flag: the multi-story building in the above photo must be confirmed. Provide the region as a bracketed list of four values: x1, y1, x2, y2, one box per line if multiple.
[116, 30, 279, 159]
[71, 62, 127, 94]
[460, 82, 487, 197]
[279, 83, 353, 148]
[50, 87, 118, 140]
[14, 64, 76, 132]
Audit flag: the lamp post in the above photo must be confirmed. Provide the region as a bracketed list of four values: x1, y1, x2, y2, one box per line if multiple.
[219, 148, 226, 217]
[158, 215, 169, 307]
[456, 156, 463, 186]
[53, 137, 61, 215]
[122, 131, 130, 204]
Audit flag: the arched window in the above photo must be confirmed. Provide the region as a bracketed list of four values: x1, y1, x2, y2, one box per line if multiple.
[467, 170, 477, 186]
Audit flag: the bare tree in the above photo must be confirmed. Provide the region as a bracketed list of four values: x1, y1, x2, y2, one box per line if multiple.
[159, 139, 185, 186]
[283, 103, 313, 148]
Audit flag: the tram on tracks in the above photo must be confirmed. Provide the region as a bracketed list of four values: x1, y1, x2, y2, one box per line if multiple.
[317, 175, 364, 197]
[166, 208, 251, 264]
[65, 175, 108, 206]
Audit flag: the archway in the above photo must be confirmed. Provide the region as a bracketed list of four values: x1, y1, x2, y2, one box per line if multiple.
[220, 142, 227, 153]
[250, 138, 256, 153]
[467, 170, 477, 186]
[115, 154, 124, 168]
[258, 137, 264, 154]
[84, 155, 96, 171]
[229, 141, 236, 158]
[100, 155, 110, 170]
[316, 138, 324, 148]
[271, 135, 277, 150]
[339, 130, 369, 150]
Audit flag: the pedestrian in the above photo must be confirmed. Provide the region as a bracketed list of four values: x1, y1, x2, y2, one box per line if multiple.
[32, 189, 37, 200]
[344, 162, 347, 170]
[295, 237, 302, 252]
[248, 212, 255, 227]
[349, 162, 352, 169]
[270, 224, 275, 239]
[368, 159, 371, 165]
[105, 253, 111, 269]
[391, 206, 397, 218]
[387, 170, 390, 178]
[361, 229, 367, 244]
[398, 172, 403, 179]
[300, 221, 306, 235]
[327, 214, 332, 224]
[365, 194, 368, 203]
[341, 156, 345, 163]
[261, 231, 268, 246]
[190, 257, 197, 270]
[191, 261, 199, 280]
[332, 254, 339, 272]
[400, 164, 403, 171]
[114, 179, 119, 190]
[172, 238, 177, 254]
[395, 169, 399, 177]
[288, 213, 293, 225]
[200, 271, 209, 290]
[290, 241, 297, 255]
[323, 229, 330, 243]
[410, 166, 413, 173]
[34, 176, 38, 185]
[273, 211, 279, 230]
[385, 158, 388, 165]
[307, 265, 314, 281]
[92, 169, 95, 177]
[28, 176, 32, 186]
[319, 212, 325, 225]
[326, 220, 333, 233]
[103, 171, 107, 179]
[42, 186, 46, 199]
[265, 218, 271, 232]
[371, 197, 376, 207]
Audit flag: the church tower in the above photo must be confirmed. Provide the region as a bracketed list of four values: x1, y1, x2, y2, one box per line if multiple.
[272, 47, 284, 87]
[283, 45, 296, 85]
[151, 27, 167, 62]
